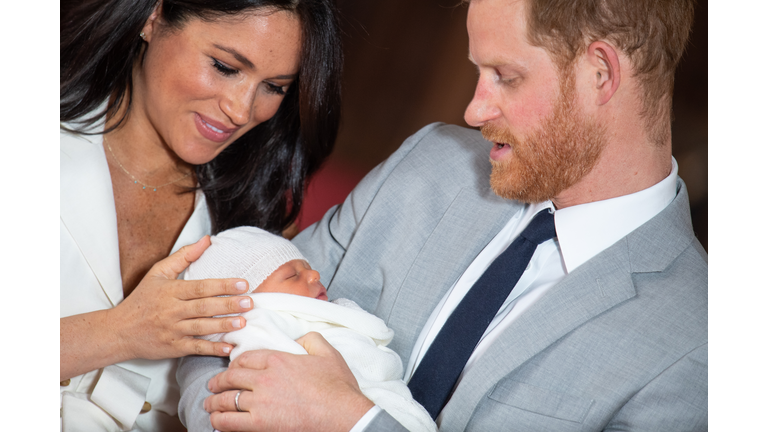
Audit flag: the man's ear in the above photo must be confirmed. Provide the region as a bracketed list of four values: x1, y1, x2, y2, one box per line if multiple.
[586, 41, 621, 106]
[140, 2, 163, 43]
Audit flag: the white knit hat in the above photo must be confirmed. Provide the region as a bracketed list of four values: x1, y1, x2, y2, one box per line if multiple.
[184, 226, 306, 293]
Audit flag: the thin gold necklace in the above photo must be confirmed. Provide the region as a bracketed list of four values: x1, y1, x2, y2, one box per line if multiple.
[103, 136, 192, 192]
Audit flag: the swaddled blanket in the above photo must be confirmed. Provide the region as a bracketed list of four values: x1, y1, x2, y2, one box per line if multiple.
[203, 293, 436, 432]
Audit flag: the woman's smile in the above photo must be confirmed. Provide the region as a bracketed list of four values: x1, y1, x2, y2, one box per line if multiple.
[194, 113, 239, 143]
[133, 11, 301, 165]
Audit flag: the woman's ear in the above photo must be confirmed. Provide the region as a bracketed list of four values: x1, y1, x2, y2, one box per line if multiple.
[586, 41, 621, 106]
[140, 2, 163, 43]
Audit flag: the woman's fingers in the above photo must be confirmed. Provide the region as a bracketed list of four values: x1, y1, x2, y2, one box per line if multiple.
[176, 277, 250, 300]
[154, 235, 212, 279]
[182, 316, 246, 336]
[179, 337, 235, 357]
[177, 295, 253, 320]
[149, 237, 249, 295]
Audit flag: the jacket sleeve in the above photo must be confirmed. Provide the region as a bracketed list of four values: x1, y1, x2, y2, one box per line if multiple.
[176, 355, 229, 432]
[363, 409, 411, 432]
[604, 343, 708, 432]
[292, 122, 443, 289]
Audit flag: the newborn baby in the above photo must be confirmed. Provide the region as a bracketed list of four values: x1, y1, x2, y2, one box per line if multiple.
[184, 226, 436, 432]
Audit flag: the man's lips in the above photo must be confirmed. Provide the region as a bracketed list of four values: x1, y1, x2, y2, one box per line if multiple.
[194, 113, 238, 143]
[490, 142, 512, 161]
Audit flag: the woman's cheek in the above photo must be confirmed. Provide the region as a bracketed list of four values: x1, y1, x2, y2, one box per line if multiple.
[253, 96, 283, 124]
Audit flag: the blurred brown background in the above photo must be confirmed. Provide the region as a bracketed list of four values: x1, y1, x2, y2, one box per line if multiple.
[300, 0, 708, 250]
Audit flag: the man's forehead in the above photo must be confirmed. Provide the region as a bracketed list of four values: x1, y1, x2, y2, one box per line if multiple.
[467, 0, 532, 57]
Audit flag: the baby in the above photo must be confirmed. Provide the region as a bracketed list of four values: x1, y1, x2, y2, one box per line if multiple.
[184, 226, 436, 432]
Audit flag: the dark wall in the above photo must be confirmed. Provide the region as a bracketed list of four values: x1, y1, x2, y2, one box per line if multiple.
[314, 0, 707, 249]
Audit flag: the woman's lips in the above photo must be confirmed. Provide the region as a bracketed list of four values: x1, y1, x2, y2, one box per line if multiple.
[490, 142, 512, 161]
[194, 113, 237, 143]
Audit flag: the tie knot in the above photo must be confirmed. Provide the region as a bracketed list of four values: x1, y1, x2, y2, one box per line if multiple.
[520, 210, 556, 245]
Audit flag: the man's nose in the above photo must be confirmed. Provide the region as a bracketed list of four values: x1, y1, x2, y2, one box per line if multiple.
[464, 79, 501, 127]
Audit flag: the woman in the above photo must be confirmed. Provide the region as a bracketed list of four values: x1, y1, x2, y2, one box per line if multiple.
[60, 0, 342, 430]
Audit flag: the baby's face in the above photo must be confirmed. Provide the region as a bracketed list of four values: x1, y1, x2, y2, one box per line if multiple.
[255, 259, 328, 301]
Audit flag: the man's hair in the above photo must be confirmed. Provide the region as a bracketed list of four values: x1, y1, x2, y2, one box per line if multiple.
[526, 0, 696, 146]
[466, 0, 696, 146]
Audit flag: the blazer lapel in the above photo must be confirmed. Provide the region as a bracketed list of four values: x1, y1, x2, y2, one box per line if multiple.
[385, 186, 522, 358]
[60, 132, 124, 306]
[441, 179, 697, 430]
[440, 238, 636, 430]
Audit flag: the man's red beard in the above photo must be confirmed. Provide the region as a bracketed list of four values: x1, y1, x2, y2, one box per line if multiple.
[482, 69, 607, 204]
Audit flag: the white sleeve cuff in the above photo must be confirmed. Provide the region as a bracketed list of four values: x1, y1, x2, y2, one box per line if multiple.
[90, 364, 151, 429]
[349, 405, 383, 432]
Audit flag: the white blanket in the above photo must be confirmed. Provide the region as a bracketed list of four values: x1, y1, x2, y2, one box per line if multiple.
[204, 293, 436, 432]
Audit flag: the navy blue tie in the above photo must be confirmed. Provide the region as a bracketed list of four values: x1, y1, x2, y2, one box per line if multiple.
[407, 210, 556, 419]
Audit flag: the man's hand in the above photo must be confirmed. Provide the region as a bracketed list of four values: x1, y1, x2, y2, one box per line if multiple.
[205, 332, 375, 432]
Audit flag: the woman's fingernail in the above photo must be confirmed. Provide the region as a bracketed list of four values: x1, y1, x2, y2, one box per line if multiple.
[235, 281, 247, 292]
[223, 346, 231, 354]
[231, 318, 242, 329]
[239, 298, 251, 309]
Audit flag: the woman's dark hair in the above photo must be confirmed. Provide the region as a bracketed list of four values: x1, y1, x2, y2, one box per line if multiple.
[61, 0, 342, 234]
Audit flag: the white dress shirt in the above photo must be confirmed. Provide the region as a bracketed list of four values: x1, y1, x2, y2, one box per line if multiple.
[351, 158, 678, 431]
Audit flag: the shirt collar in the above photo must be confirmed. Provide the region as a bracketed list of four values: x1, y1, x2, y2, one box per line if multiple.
[552, 157, 679, 273]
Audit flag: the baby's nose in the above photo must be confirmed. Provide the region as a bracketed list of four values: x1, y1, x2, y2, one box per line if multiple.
[307, 269, 321, 283]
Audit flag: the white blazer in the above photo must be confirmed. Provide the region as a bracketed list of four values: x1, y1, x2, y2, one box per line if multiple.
[60, 129, 211, 431]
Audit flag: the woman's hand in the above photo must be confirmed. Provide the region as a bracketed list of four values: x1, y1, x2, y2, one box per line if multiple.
[61, 236, 254, 381]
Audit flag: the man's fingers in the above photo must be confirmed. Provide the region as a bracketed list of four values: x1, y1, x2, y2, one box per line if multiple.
[296, 331, 336, 357]
[208, 363, 264, 393]
[228, 348, 285, 370]
[210, 411, 258, 432]
[205, 390, 245, 413]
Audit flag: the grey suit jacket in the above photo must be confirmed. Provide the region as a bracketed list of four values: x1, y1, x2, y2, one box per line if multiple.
[177, 123, 707, 431]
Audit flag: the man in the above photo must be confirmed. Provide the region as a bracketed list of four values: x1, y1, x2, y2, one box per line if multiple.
[178, 0, 707, 430]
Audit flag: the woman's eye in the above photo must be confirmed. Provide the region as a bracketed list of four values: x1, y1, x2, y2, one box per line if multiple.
[265, 82, 287, 96]
[212, 58, 238, 76]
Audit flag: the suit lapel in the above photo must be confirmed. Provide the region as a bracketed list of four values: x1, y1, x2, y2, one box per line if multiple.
[385, 186, 522, 358]
[441, 179, 697, 430]
[60, 132, 124, 306]
[440, 237, 636, 429]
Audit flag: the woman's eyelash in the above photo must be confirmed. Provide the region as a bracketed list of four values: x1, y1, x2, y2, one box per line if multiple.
[212, 58, 238, 76]
[212, 57, 287, 95]
[265, 82, 286, 96]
